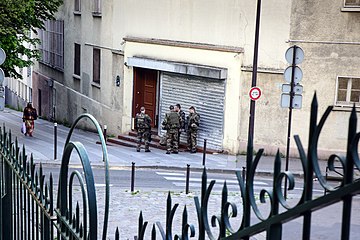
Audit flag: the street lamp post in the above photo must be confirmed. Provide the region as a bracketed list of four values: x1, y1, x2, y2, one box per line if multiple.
[245, 0, 262, 232]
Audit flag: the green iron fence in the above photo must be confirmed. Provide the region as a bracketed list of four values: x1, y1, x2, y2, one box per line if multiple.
[0, 114, 110, 240]
[1, 94, 360, 239]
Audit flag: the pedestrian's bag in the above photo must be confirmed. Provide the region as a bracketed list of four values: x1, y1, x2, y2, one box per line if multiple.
[21, 122, 26, 134]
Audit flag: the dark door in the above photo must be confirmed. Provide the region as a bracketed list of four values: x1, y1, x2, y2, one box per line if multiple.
[133, 68, 157, 128]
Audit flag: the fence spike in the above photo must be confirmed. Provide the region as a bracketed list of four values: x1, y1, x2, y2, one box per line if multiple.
[34, 172, 39, 193]
[151, 224, 156, 240]
[44, 183, 49, 209]
[72, 214, 76, 229]
[182, 205, 188, 228]
[201, 167, 207, 204]
[65, 209, 69, 220]
[220, 181, 228, 237]
[26, 161, 30, 184]
[80, 223, 84, 237]
[49, 173, 54, 215]
[167, 191, 172, 219]
[39, 163, 45, 193]
[138, 211, 144, 239]
[15, 137, 19, 164]
[115, 227, 120, 240]
[76, 201, 80, 231]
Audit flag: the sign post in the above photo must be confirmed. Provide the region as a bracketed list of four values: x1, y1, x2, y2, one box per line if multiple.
[0, 48, 6, 111]
[282, 45, 304, 198]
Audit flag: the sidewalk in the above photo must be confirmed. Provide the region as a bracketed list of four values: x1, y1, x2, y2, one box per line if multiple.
[0, 108, 328, 176]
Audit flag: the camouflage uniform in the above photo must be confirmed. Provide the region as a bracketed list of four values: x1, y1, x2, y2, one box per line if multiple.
[187, 111, 200, 153]
[178, 109, 186, 145]
[162, 110, 180, 153]
[135, 112, 152, 152]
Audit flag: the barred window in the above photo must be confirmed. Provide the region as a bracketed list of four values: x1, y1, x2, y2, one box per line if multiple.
[75, 0, 81, 12]
[93, 48, 101, 84]
[336, 77, 360, 106]
[344, 0, 360, 7]
[38, 20, 64, 71]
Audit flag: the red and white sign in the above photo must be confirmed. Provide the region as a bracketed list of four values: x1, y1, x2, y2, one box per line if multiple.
[249, 87, 262, 101]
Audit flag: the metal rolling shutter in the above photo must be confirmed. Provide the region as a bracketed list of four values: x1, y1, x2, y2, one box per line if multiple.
[159, 72, 226, 150]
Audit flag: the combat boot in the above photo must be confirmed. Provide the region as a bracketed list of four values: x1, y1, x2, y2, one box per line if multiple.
[145, 149, 151, 152]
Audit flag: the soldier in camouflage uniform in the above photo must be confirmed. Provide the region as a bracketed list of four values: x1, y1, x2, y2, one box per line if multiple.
[175, 103, 185, 145]
[162, 105, 180, 154]
[134, 106, 152, 152]
[186, 106, 200, 153]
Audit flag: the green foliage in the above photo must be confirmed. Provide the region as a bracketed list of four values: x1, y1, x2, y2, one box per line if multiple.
[0, 0, 63, 78]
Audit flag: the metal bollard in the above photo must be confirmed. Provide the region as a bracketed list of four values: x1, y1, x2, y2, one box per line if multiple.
[54, 122, 57, 160]
[185, 164, 190, 194]
[242, 167, 246, 183]
[131, 162, 135, 192]
[202, 139, 207, 166]
[103, 124, 107, 144]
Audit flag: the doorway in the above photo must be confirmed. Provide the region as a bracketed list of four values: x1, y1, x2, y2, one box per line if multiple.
[132, 67, 158, 128]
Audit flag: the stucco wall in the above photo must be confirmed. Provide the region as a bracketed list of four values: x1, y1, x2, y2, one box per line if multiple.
[113, 0, 291, 69]
[287, 0, 360, 157]
[123, 41, 243, 153]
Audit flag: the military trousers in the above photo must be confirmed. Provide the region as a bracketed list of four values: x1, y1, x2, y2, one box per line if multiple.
[187, 130, 198, 151]
[166, 129, 179, 152]
[137, 129, 150, 151]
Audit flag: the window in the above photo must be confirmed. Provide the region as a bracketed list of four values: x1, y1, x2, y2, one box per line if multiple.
[27, 66, 31, 78]
[93, 48, 101, 84]
[344, 0, 360, 7]
[74, 43, 81, 76]
[74, 0, 81, 12]
[38, 20, 64, 71]
[93, 0, 102, 14]
[336, 77, 360, 106]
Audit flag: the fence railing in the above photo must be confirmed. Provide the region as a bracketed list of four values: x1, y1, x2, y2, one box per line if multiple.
[1, 94, 360, 239]
[0, 113, 110, 240]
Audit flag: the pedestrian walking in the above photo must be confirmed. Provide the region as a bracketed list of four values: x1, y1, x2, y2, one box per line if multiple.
[186, 106, 200, 153]
[134, 106, 152, 152]
[175, 103, 185, 145]
[162, 105, 180, 154]
[22, 102, 38, 137]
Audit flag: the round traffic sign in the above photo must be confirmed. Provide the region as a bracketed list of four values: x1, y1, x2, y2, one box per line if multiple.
[249, 87, 262, 101]
[283, 66, 303, 84]
[0, 48, 6, 65]
[285, 46, 304, 65]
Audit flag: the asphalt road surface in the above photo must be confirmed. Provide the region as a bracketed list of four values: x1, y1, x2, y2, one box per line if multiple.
[40, 166, 327, 196]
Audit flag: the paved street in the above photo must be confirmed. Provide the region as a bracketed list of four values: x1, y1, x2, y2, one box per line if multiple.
[1, 108, 360, 239]
[41, 166, 326, 196]
[0, 108, 329, 175]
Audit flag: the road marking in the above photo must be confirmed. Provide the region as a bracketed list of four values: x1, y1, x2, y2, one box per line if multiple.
[156, 172, 184, 176]
[162, 176, 268, 185]
[172, 182, 271, 190]
[155, 171, 269, 188]
[95, 183, 114, 187]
